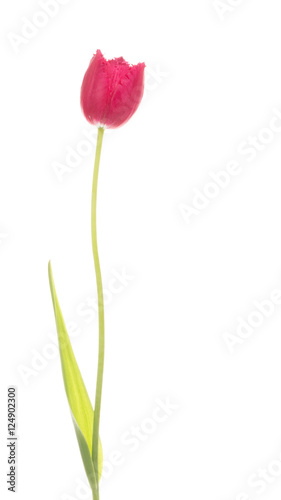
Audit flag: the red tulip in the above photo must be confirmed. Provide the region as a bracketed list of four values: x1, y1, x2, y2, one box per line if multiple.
[81, 49, 145, 129]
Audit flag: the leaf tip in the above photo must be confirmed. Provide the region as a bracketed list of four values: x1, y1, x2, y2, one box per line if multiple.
[48, 260, 53, 282]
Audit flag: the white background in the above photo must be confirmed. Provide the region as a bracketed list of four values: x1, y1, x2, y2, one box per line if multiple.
[2, 1, 281, 499]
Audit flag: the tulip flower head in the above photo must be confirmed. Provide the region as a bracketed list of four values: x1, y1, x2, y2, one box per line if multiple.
[81, 49, 145, 128]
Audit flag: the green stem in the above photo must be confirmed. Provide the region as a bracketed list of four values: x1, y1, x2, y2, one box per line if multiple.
[91, 126, 105, 497]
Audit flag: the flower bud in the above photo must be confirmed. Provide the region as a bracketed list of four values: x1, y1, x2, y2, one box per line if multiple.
[81, 49, 145, 129]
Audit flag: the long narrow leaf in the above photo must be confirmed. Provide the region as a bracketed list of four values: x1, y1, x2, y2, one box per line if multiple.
[48, 261, 103, 492]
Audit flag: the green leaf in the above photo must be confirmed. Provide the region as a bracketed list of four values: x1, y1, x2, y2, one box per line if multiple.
[48, 261, 103, 494]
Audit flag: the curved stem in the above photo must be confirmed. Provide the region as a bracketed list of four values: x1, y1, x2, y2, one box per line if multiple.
[91, 126, 105, 497]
